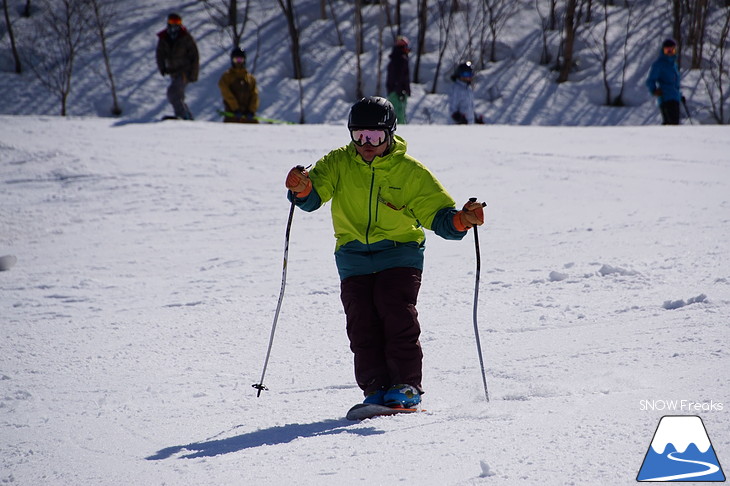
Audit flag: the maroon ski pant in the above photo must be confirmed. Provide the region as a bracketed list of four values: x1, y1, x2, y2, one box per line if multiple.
[340, 267, 424, 396]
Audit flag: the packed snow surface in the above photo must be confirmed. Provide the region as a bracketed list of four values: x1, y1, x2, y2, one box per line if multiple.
[1, 117, 728, 485]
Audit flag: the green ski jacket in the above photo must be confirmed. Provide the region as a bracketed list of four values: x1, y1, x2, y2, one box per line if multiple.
[290, 135, 466, 280]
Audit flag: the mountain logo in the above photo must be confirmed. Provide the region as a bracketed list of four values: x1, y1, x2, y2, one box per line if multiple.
[637, 415, 726, 482]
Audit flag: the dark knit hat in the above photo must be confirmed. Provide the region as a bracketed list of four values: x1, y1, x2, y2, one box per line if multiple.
[231, 47, 246, 59]
[662, 38, 677, 48]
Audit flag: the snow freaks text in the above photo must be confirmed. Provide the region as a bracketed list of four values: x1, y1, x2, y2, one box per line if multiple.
[639, 400, 724, 412]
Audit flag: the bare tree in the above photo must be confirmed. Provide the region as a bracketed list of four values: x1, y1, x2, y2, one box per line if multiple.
[2, 0, 22, 73]
[613, 1, 635, 107]
[201, 0, 252, 48]
[548, 0, 558, 30]
[277, 0, 304, 123]
[557, 0, 578, 83]
[431, 0, 455, 93]
[587, 0, 632, 106]
[86, 0, 121, 115]
[26, 0, 90, 115]
[482, 0, 517, 63]
[592, 1, 611, 105]
[701, 7, 730, 123]
[354, 0, 364, 99]
[22, 0, 31, 17]
[686, 0, 710, 69]
[277, 0, 303, 79]
[534, 0, 552, 65]
[671, 0, 683, 65]
[413, 0, 428, 83]
[326, 0, 344, 46]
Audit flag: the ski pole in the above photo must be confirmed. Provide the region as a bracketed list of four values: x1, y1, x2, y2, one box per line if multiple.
[681, 98, 693, 125]
[252, 173, 302, 397]
[469, 197, 490, 402]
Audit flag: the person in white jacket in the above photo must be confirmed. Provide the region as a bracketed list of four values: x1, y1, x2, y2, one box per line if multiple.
[449, 61, 475, 124]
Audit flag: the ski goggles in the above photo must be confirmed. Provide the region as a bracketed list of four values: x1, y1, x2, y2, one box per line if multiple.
[663, 46, 676, 55]
[167, 18, 182, 26]
[351, 129, 387, 146]
[232, 56, 245, 64]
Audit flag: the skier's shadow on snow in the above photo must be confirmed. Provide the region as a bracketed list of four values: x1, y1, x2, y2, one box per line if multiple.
[146, 419, 381, 460]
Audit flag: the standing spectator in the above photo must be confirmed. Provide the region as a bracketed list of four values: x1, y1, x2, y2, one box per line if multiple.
[218, 47, 260, 123]
[646, 38, 683, 125]
[156, 13, 199, 120]
[283, 97, 485, 408]
[449, 61, 476, 124]
[386, 36, 411, 125]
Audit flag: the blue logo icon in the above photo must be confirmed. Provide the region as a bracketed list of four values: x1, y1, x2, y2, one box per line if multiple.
[637, 415, 725, 482]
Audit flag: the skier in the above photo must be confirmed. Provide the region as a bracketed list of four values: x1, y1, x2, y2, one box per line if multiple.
[449, 61, 478, 124]
[284, 97, 485, 408]
[156, 13, 199, 120]
[218, 47, 259, 123]
[386, 36, 411, 125]
[645, 38, 684, 125]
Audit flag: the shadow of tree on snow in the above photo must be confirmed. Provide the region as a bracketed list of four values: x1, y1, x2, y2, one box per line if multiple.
[146, 419, 382, 460]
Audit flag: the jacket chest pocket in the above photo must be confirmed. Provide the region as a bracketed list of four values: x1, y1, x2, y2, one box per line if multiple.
[376, 185, 407, 222]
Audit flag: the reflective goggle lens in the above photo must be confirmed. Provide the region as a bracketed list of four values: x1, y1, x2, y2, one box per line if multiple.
[168, 18, 182, 26]
[351, 129, 387, 146]
[232, 56, 245, 63]
[663, 46, 676, 55]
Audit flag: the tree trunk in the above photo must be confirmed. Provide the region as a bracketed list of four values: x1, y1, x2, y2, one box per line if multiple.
[557, 0, 576, 83]
[88, 0, 121, 115]
[430, 0, 452, 93]
[413, 0, 427, 83]
[277, 0, 303, 80]
[672, 0, 682, 66]
[354, 0, 363, 99]
[3, 0, 22, 73]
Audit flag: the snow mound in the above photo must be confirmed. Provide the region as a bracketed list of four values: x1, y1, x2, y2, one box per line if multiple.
[598, 264, 638, 277]
[662, 294, 708, 310]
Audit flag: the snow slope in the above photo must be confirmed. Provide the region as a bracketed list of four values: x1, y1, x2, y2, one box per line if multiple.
[1, 116, 728, 485]
[0, 0, 723, 125]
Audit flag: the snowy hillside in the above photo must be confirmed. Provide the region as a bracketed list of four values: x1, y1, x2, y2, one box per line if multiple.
[1, 116, 729, 484]
[0, 0, 726, 124]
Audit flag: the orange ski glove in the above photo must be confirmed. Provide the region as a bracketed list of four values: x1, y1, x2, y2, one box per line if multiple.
[285, 166, 312, 197]
[453, 199, 485, 232]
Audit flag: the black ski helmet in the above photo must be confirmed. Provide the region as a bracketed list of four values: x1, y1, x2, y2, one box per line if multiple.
[230, 47, 246, 64]
[347, 96, 397, 133]
[451, 61, 474, 81]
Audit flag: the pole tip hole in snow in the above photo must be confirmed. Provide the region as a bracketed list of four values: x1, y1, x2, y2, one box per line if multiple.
[252, 383, 268, 397]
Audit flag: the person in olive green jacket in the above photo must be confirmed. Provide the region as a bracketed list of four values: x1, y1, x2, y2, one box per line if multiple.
[218, 47, 259, 123]
[284, 97, 485, 409]
[156, 13, 199, 120]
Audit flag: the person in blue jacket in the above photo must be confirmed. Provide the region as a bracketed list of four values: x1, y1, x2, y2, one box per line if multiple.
[645, 38, 683, 125]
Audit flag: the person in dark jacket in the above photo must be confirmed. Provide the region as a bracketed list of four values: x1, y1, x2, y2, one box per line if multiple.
[646, 38, 683, 125]
[386, 36, 411, 124]
[284, 97, 485, 409]
[218, 47, 259, 123]
[156, 13, 199, 120]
